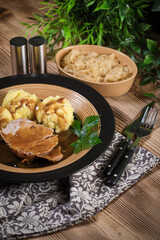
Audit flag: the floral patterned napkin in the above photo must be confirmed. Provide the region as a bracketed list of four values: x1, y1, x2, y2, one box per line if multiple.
[0, 131, 159, 240]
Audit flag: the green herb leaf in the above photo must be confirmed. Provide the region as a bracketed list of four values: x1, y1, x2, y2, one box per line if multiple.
[67, 0, 75, 14]
[42, 23, 50, 33]
[20, 22, 31, 26]
[143, 93, 157, 98]
[80, 115, 100, 138]
[94, 1, 111, 11]
[131, 42, 141, 54]
[137, 62, 150, 71]
[86, 1, 95, 7]
[39, 2, 50, 5]
[81, 132, 102, 150]
[125, 37, 134, 44]
[33, 14, 44, 22]
[137, 8, 143, 18]
[146, 39, 157, 52]
[71, 140, 82, 154]
[140, 76, 152, 85]
[136, 23, 151, 32]
[71, 115, 102, 154]
[143, 54, 155, 65]
[71, 120, 82, 137]
[119, 4, 127, 22]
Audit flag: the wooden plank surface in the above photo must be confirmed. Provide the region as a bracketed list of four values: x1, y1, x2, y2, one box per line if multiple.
[0, 1, 160, 239]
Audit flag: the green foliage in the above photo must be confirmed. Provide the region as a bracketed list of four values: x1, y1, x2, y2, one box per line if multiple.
[71, 115, 102, 154]
[22, 0, 160, 86]
[143, 93, 160, 104]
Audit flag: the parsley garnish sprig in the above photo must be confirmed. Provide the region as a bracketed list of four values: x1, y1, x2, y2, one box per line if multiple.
[71, 115, 102, 154]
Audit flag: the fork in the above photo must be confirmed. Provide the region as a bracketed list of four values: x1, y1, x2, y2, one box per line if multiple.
[105, 106, 159, 186]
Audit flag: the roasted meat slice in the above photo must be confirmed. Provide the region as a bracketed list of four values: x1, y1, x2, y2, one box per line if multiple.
[0, 118, 63, 162]
[35, 145, 63, 163]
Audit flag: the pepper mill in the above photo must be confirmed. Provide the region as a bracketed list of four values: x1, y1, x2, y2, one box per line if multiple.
[28, 36, 47, 74]
[10, 37, 29, 75]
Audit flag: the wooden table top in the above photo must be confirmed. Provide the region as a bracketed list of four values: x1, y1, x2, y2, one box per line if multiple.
[0, 1, 160, 239]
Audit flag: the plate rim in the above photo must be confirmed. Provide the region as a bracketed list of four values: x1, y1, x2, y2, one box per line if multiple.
[0, 73, 115, 183]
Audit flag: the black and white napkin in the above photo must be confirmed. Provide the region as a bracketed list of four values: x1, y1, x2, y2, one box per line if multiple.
[0, 131, 159, 240]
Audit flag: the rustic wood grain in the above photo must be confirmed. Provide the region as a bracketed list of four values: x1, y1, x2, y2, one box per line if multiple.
[0, 1, 159, 240]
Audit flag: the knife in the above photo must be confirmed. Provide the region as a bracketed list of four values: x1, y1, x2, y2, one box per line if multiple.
[102, 101, 154, 177]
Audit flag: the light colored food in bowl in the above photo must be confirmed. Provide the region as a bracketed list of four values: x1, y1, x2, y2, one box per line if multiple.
[55, 45, 138, 97]
[61, 49, 132, 83]
[2, 89, 39, 120]
[35, 96, 74, 133]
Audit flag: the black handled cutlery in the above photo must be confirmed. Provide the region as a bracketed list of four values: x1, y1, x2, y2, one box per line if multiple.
[103, 102, 154, 177]
[105, 105, 158, 186]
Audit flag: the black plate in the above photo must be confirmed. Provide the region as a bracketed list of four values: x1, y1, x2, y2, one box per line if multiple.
[0, 73, 115, 183]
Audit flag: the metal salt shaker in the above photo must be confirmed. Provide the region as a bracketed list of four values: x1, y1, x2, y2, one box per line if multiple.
[28, 36, 47, 74]
[10, 37, 29, 75]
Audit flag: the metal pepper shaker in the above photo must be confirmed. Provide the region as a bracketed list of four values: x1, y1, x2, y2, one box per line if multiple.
[10, 37, 29, 75]
[28, 36, 47, 74]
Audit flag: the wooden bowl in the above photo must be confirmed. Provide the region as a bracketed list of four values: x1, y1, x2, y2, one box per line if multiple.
[55, 45, 138, 97]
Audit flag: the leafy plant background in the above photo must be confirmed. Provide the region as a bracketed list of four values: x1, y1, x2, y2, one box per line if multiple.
[22, 0, 160, 101]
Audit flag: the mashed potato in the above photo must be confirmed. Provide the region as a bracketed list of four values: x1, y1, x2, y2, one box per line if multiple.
[1, 90, 74, 134]
[0, 107, 13, 140]
[36, 96, 74, 133]
[2, 89, 39, 120]
[61, 49, 132, 83]
[0, 107, 13, 129]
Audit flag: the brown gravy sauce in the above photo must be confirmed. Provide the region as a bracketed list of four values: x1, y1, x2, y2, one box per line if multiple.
[9, 98, 36, 114]
[0, 129, 78, 168]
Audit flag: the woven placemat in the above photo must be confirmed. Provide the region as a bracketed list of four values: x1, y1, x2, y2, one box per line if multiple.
[0, 131, 159, 239]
